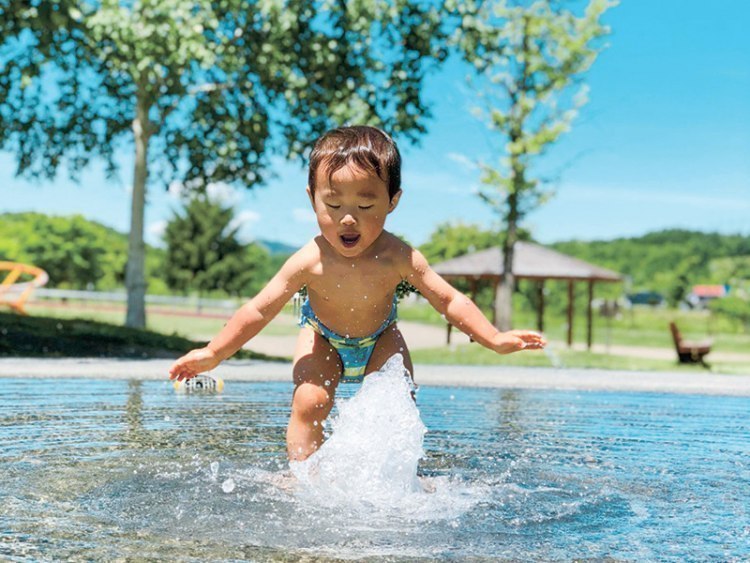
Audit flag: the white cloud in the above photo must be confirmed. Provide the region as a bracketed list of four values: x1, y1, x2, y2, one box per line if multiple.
[166, 180, 242, 207]
[292, 208, 317, 224]
[147, 220, 167, 238]
[230, 210, 262, 243]
[167, 180, 184, 199]
[234, 209, 261, 224]
[206, 182, 242, 206]
[403, 169, 480, 195]
[445, 152, 479, 172]
[145, 220, 168, 248]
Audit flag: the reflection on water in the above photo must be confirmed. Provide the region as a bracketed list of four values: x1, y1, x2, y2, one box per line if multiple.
[1, 373, 749, 561]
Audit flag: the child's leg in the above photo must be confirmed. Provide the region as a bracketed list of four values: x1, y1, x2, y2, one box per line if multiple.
[287, 327, 342, 461]
[365, 323, 414, 378]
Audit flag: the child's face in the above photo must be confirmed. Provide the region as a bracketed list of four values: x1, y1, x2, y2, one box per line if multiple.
[308, 163, 400, 258]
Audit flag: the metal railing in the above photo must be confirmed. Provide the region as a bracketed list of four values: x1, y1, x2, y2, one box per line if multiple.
[33, 288, 242, 311]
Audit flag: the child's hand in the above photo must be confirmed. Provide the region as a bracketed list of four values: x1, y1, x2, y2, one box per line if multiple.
[492, 330, 547, 354]
[169, 347, 220, 381]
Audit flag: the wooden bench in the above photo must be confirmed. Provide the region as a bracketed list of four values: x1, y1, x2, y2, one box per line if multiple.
[669, 322, 712, 368]
[0, 261, 49, 315]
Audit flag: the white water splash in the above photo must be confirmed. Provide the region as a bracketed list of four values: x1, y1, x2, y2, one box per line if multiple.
[290, 354, 427, 505]
[287, 355, 486, 522]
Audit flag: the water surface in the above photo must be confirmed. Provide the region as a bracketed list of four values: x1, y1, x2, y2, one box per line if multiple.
[1, 373, 748, 561]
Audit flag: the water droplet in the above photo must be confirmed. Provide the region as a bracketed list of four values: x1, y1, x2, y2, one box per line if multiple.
[222, 478, 236, 493]
[375, 255, 379, 259]
[450, 394, 455, 400]
[324, 380, 331, 387]
[364, 295, 368, 299]
[163, 415, 170, 422]
[350, 308, 354, 312]
[337, 284, 341, 288]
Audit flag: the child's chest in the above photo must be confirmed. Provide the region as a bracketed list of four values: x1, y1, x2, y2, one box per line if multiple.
[305, 256, 402, 334]
[310, 258, 401, 299]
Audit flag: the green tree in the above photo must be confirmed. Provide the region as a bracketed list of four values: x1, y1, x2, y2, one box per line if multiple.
[452, 0, 615, 329]
[0, 212, 166, 290]
[23, 215, 107, 289]
[710, 297, 750, 332]
[0, 0, 448, 328]
[419, 221, 499, 263]
[163, 195, 270, 298]
[424, 222, 500, 311]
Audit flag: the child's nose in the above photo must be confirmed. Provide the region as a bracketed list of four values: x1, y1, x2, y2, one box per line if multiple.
[340, 213, 356, 225]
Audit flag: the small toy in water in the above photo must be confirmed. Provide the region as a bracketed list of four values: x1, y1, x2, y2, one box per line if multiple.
[173, 374, 224, 393]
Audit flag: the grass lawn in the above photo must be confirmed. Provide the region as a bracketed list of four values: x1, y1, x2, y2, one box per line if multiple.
[0, 311, 285, 361]
[7, 299, 748, 375]
[401, 300, 750, 354]
[411, 344, 750, 375]
[25, 302, 300, 339]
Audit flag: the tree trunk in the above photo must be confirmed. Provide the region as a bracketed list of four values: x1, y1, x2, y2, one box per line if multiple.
[494, 277, 513, 331]
[496, 190, 519, 331]
[125, 95, 151, 328]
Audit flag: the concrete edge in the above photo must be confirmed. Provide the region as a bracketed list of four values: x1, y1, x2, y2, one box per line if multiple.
[0, 357, 749, 397]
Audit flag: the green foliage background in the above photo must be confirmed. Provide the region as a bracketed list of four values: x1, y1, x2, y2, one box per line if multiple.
[0, 211, 280, 297]
[551, 230, 750, 304]
[163, 196, 273, 297]
[0, 212, 165, 291]
[418, 222, 750, 327]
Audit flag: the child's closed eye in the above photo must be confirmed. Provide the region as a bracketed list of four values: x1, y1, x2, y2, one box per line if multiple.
[326, 203, 341, 209]
[358, 205, 374, 210]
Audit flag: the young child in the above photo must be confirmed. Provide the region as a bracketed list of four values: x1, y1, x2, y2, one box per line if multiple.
[169, 125, 546, 461]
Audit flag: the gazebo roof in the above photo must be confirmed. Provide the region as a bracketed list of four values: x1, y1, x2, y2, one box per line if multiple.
[432, 241, 622, 282]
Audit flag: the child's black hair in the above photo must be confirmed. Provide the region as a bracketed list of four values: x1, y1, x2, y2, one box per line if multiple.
[308, 125, 401, 200]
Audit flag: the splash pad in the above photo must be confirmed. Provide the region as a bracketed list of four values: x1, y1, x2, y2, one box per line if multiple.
[1, 362, 748, 559]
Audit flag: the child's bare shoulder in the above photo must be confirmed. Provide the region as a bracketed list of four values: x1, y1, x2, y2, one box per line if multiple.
[279, 239, 323, 280]
[377, 231, 422, 272]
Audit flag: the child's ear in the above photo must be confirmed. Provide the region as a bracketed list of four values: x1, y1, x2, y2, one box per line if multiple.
[388, 190, 402, 213]
[306, 186, 315, 207]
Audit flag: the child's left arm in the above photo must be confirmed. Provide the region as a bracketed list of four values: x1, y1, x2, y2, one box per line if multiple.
[402, 249, 546, 354]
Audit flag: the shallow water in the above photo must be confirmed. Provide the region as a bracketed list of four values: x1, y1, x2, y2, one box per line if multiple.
[1, 365, 749, 562]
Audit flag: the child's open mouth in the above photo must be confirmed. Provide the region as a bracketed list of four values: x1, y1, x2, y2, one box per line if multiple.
[340, 234, 361, 248]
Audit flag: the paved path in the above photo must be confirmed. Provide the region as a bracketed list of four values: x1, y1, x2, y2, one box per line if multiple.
[1, 357, 749, 397]
[240, 315, 750, 366]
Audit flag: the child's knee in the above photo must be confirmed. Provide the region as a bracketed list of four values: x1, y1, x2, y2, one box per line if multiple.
[292, 383, 333, 420]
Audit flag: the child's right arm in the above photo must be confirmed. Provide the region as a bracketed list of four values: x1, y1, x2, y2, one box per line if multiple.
[168, 249, 310, 381]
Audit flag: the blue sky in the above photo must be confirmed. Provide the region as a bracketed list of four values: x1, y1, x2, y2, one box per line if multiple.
[2, 0, 748, 248]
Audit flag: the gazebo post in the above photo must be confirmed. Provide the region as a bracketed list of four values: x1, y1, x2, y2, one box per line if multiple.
[567, 281, 574, 347]
[492, 278, 501, 328]
[586, 280, 594, 350]
[536, 280, 545, 333]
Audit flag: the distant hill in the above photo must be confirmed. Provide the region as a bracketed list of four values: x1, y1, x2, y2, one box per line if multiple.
[0, 212, 165, 290]
[256, 239, 299, 256]
[550, 229, 750, 302]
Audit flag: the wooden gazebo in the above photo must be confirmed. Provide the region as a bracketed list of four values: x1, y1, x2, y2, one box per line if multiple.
[432, 241, 622, 349]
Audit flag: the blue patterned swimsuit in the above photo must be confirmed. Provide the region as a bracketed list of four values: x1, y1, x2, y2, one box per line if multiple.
[298, 295, 399, 383]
